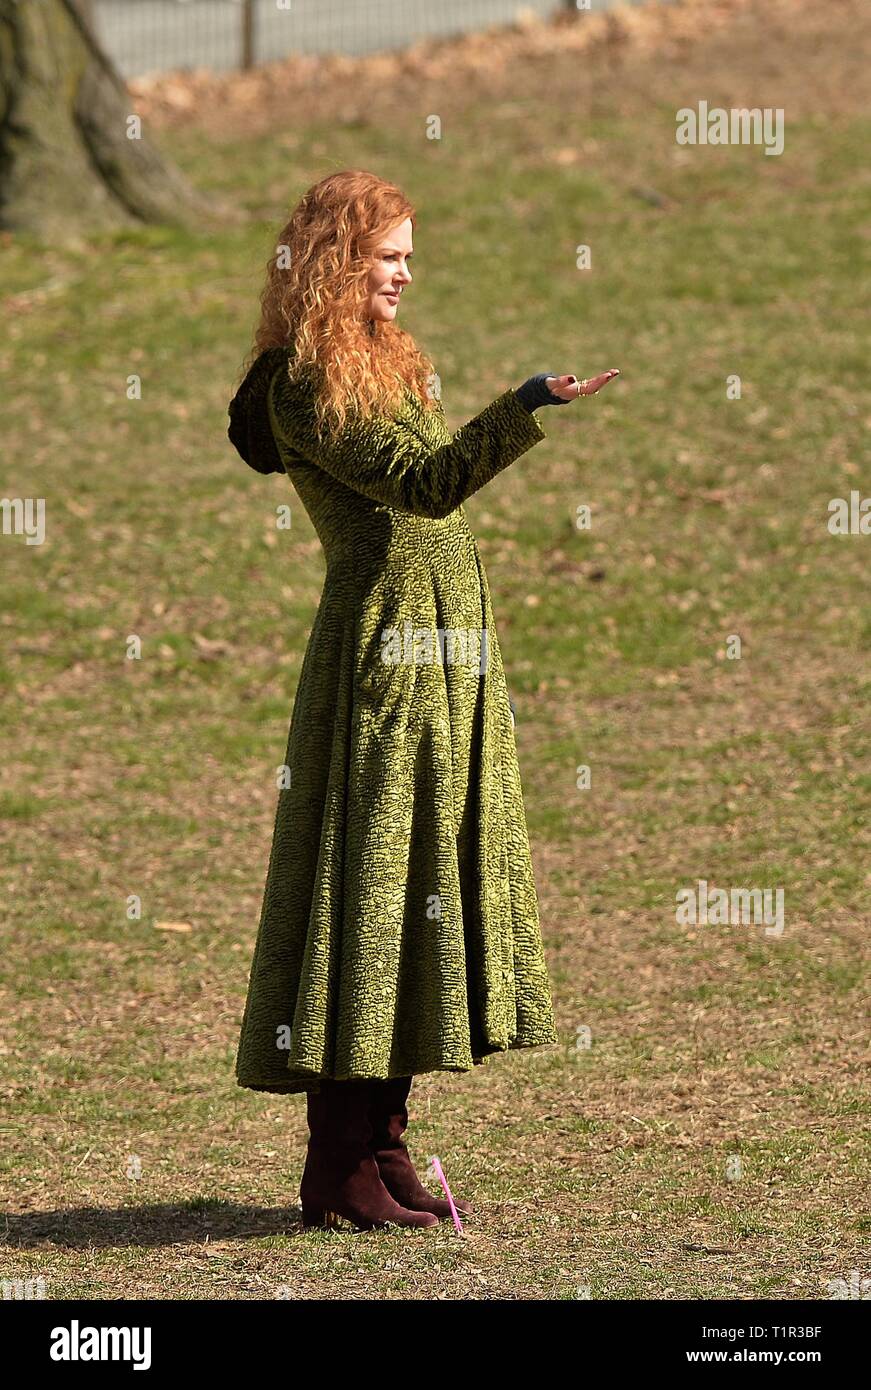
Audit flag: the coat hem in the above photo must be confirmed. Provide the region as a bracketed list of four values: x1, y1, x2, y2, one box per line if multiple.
[235, 1031, 560, 1094]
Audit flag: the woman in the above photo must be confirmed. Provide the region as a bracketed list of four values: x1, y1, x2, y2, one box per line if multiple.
[228, 170, 619, 1233]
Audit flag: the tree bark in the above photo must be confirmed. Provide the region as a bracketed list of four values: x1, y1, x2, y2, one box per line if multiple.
[0, 0, 231, 235]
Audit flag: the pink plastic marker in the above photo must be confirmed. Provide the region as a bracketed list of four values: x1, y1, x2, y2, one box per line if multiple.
[429, 1155, 464, 1235]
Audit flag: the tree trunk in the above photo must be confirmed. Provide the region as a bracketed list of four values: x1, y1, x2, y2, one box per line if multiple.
[0, 0, 231, 236]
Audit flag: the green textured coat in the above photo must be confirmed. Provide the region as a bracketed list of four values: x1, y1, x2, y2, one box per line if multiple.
[229, 347, 559, 1093]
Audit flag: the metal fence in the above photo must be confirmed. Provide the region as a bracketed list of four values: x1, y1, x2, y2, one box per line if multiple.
[91, 0, 659, 80]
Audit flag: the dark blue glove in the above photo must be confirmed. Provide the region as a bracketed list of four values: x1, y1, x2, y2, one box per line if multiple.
[514, 373, 572, 413]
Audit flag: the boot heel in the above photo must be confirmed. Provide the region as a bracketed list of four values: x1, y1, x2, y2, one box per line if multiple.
[302, 1202, 347, 1230]
[301, 1201, 332, 1229]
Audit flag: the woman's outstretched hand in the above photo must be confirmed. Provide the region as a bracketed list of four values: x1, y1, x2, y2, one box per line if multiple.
[545, 370, 620, 401]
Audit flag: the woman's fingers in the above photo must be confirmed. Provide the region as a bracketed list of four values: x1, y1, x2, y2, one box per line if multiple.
[545, 370, 621, 400]
[577, 369, 620, 396]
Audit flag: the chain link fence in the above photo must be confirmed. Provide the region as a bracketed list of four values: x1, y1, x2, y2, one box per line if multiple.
[91, 0, 658, 80]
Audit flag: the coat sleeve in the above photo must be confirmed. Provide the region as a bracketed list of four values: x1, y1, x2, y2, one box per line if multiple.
[267, 370, 547, 520]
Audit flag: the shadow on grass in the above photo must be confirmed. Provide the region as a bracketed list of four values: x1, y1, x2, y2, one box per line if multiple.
[1, 1202, 305, 1249]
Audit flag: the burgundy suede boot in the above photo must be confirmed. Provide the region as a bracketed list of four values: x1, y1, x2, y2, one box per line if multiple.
[368, 1076, 474, 1220]
[300, 1077, 438, 1231]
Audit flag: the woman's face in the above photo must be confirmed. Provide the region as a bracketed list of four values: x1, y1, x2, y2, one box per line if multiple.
[365, 217, 413, 322]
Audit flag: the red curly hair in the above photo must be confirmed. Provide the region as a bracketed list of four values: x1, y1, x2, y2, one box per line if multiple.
[243, 170, 441, 443]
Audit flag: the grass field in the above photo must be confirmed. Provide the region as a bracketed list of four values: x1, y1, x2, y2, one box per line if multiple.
[1, 0, 868, 1299]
